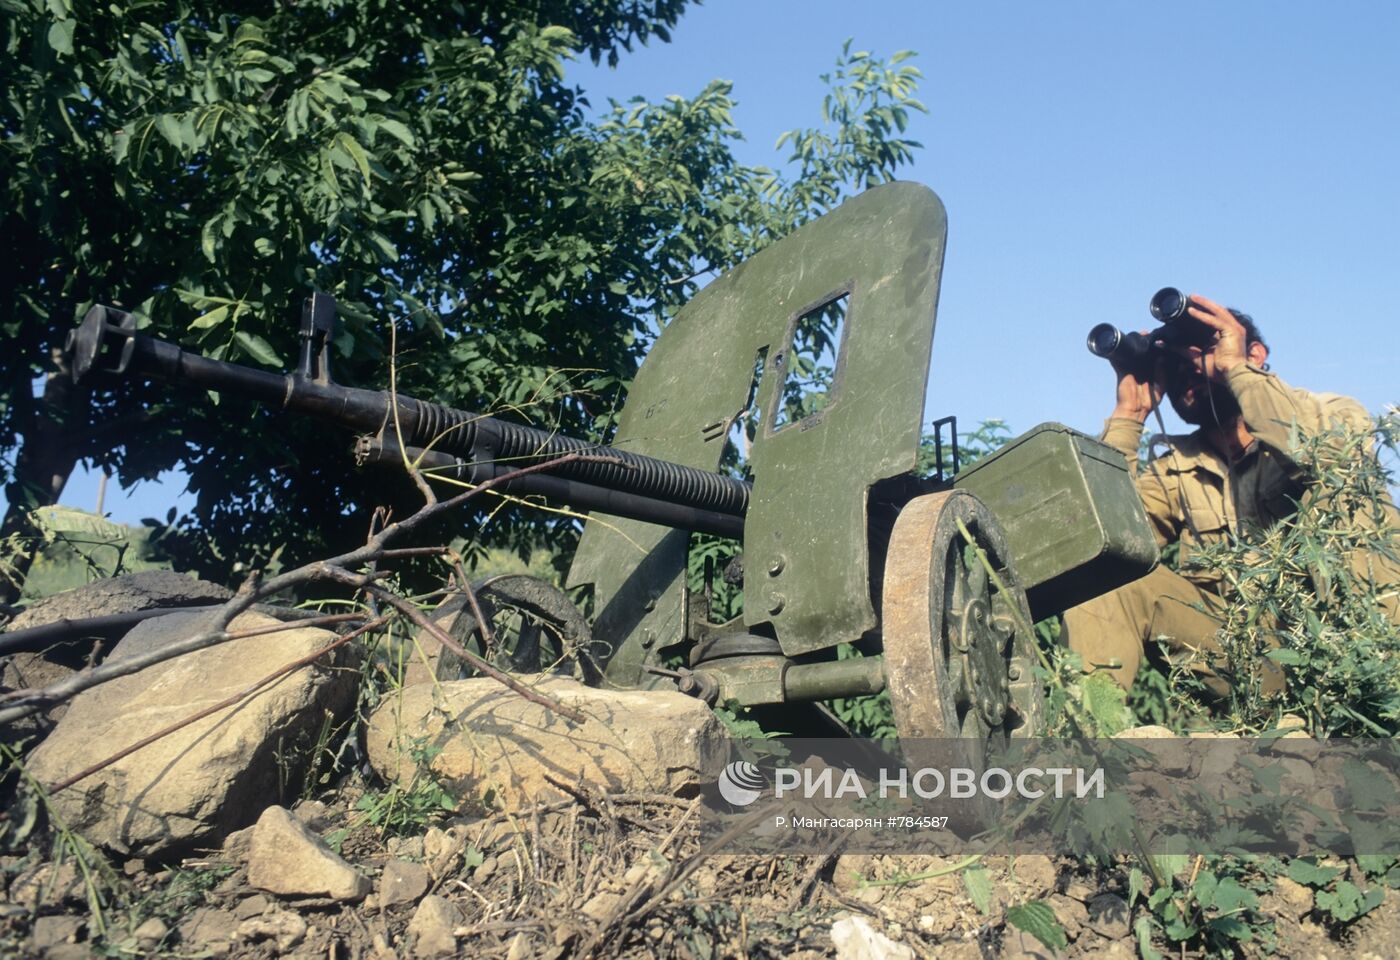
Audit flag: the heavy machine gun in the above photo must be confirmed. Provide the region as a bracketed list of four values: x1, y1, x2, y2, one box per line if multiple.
[64, 182, 1158, 745]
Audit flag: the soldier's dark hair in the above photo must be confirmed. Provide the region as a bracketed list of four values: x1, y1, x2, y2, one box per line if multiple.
[1228, 308, 1267, 351]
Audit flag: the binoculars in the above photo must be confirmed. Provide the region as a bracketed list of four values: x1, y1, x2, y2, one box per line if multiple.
[1086, 288, 1215, 377]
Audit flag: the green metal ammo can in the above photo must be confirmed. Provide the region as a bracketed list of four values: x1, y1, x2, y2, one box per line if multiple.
[952, 422, 1158, 620]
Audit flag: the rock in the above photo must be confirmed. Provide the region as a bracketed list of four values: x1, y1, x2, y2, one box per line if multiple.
[9, 860, 83, 909]
[236, 910, 308, 952]
[1272, 731, 1321, 762]
[3, 573, 231, 739]
[1273, 876, 1315, 918]
[1081, 943, 1135, 959]
[408, 894, 461, 957]
[8, 571, 230, 633]
[1113, 724, 1174, 738]
[422, 826, 461, 878]
[24, 609, 357, 856]
[830, 915, 913, 960]
[222, 825, 255, 860]
[292, 799, 333, 831]
[29, 915, 83, 951]
[1047, 893, 1087, 941]
[233, 893, 272, 919]
[506, 932, 531, 960]
[246, 805, 371, 902]
[1085, 892, 1131, 940]
[365, 676, 725, 809]
[1002, 926, 1060, 959]
[387, 834, 425, 861]
[1063, 880, 1095, 902]
[1011, 855, 1057, 899]
[133, 916, 169, 946]
[177, 906, 238, 950]
[378, 859, 431, 908]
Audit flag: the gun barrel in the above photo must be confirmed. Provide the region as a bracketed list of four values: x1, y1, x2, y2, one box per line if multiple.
[68, 304, 751, 533]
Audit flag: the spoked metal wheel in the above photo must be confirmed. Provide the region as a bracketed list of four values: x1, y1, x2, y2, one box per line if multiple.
[434, 574, 602, 685]
[882, 490, 1045, 749]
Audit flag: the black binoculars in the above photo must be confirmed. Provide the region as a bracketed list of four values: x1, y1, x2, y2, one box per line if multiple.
[1086, 288, 1215, 377]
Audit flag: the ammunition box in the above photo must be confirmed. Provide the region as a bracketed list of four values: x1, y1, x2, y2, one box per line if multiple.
[953, 422, 1157, 620]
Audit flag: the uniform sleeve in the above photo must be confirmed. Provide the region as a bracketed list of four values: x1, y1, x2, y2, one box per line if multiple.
[1099, 417, 1178, 548]
[1225, 363, 1374, 477]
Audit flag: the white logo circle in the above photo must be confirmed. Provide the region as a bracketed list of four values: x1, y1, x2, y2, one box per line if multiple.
[718, 760, 766, 806]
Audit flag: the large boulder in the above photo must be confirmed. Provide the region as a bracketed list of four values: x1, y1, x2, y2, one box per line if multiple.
[23, 609, 357, 857]
[1, 571, 231, 738]
[6, 570, 231, 632]
[365, 676, 725, 810]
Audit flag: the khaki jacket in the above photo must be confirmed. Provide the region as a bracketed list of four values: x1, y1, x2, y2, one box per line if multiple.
[1099, 364, 1400, 610]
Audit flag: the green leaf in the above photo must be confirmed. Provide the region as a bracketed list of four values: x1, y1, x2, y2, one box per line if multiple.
[1286, 859, 1344, 887]
[336, 132, 371, 184]
[1134, 916, 1163, 960]
[1266, 648, 1304, 665]
[157, 114, 184, 149]
[378, 118, 415, 147]
[1128, 867, 1146, 907]
[1152, 854, 1190, 883]
[46, 18, 74, 55]
[367, 232, 399, 262]
[963, 866, 993, 916]
[200, 217, 220, 263]
[1005, 901, 1067, 952]
[189, 306, 229, 331]
[1207, 916, 1253, 941]
[1080, 672, 1132, 735]
[234, 331, 285, 368]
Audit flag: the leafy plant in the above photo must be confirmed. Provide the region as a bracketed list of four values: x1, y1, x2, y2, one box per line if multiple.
[1187, 413, 1400, 736]
[1005, 900, 1067, 952]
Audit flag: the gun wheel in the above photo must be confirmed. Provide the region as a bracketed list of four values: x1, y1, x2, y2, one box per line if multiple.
[433, 575, 602, 685]
[882, 490, 1045, 748]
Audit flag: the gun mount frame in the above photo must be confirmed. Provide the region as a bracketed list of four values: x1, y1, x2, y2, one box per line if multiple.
[61, 182, 1160, 750]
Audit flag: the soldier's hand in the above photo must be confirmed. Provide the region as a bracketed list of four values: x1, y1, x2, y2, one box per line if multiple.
[1181, 294, 1249, 382]
[1110, 341, 1166, 423]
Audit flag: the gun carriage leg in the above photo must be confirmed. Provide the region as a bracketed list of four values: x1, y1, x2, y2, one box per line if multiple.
[881, 490, 1045, 747]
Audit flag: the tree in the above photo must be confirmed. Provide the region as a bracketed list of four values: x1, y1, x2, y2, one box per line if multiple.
[1, 0, 926, 600]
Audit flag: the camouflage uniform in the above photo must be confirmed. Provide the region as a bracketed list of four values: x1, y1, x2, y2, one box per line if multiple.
[1063, 362, 1400, 694]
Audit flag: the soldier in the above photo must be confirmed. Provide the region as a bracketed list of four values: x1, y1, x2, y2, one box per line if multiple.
[1063, 293, 1400, 696]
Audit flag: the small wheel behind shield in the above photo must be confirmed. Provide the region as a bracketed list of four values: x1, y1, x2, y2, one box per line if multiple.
[433, 574, 602, 685]
[881, 489, 1045, 751]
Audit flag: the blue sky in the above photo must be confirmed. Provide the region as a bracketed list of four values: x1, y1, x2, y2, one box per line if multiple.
[59, 0, 1400, 521]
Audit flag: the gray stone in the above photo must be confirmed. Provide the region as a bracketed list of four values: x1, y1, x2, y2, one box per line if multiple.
[378, 859, 430, 908]
[1085, 892, 1131, 940]
[29, 914, 83, 951]
[236, 910, 308, 952]
[233, 893, 272, 919]
[177, 906, 237, 950]
[246, 805, 370, 902]
[365, 676, 725, 810]
[24, 610, 356, 856]
[408, 894, 461, 958]
[8, 571, 229, 632]
[133, 916, 169, 946]
[830, 915, 914, 960]
[4, 572, 230, 738]
[1272, 876, 1315, 919]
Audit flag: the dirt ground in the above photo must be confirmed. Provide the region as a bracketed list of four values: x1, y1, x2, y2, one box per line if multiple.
[4, 774, 1400, 960]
